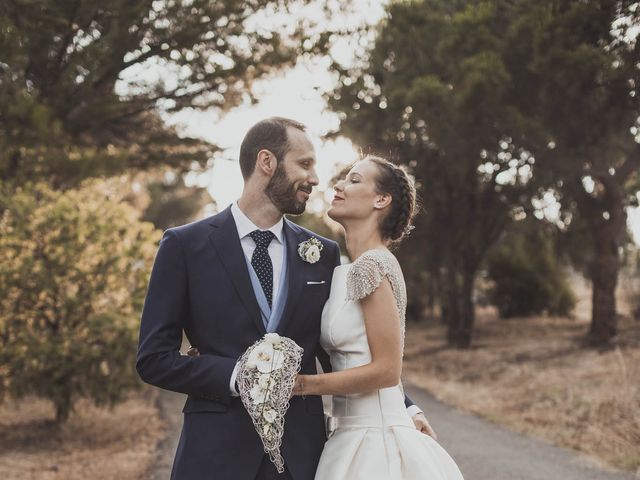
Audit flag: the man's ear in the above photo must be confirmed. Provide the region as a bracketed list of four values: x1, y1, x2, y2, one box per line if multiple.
[256, 149, 276, 176]
[374, 193, 392, 210]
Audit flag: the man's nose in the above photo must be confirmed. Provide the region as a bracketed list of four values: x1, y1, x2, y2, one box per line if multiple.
[308, 168, 319, 186]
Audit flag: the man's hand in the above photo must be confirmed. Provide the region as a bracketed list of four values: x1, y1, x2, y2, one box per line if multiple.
[411, 412, 437, 440]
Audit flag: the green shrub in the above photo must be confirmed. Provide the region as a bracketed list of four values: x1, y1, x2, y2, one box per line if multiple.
[486, 226, 575, 318]
[0, 181, 161, 422]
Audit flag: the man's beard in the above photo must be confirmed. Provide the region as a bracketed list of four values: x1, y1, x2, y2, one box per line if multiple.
[266, 163, 310, 215]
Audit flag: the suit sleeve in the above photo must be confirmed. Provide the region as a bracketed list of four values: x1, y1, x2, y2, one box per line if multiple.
[404, 393, 416, 409]
[136, 230, 237, 405]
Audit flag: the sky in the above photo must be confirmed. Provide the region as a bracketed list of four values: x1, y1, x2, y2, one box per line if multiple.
[153, 1, 640, 244]
[165, 59, 359, 214]
[159, 0, 388, 215]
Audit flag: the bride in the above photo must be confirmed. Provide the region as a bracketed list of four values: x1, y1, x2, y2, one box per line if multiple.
[292, 155, 465, 480]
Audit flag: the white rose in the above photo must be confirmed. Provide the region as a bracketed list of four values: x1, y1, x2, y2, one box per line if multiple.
[305, 245, 321, 264]
[247, 343, 285, 373]
[257, 373, 272, 390]
[263, 409, 277, 423]
[250, 383, 270, 404]
[264, 333, 282, 345]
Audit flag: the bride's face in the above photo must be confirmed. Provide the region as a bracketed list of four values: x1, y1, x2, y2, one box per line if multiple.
[328, 159, 385, 223]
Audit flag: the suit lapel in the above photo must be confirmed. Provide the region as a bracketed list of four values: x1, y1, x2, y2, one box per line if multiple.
[208, 206, 265, 334]
[276, 218, 306, 335]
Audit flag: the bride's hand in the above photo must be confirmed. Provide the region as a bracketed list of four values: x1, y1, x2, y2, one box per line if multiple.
[290, 374, 307, 398]
[412, 412, 438, 440]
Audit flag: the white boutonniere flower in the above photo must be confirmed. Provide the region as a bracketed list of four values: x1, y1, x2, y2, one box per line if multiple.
[298, 237, 323, 264]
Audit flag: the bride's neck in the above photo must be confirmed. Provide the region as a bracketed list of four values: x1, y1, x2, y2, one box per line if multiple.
[343, 221, 387, 261]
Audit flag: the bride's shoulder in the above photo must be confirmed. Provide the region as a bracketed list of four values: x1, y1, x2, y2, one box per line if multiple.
[352, 248, 396, 268]
[346, 249, 398, 301]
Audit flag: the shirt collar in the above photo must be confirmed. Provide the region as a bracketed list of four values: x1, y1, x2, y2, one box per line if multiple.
[230, 201, 284, 244]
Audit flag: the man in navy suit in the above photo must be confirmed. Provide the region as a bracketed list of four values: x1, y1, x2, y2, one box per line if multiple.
[136, 117, 431, 479]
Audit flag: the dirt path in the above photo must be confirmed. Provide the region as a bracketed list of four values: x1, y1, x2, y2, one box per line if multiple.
[149, 390, 183, 480]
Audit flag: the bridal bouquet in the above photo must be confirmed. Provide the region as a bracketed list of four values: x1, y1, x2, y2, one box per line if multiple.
[236, 333, 303, 473]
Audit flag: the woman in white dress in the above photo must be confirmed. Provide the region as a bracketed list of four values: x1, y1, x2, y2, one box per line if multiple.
[292, 155, 464, 480]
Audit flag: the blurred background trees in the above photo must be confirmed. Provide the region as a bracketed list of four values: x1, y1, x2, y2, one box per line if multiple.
[330, 0, 640, 348]
[0, 0, 334, 421]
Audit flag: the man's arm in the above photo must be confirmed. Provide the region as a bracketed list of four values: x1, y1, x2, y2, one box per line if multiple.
[136, 230, 237, 405]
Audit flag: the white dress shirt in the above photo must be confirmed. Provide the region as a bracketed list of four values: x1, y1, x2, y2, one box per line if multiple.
[228, 202, 284, 396]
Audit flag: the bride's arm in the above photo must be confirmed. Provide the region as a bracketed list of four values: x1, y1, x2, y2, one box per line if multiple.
[293, 277, 402, 396]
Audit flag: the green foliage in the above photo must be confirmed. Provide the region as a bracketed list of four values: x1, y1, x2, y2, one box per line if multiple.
[330, 0, 536, 347]
[0, 181, 161, 422]
[486, 222, 576, 319]
[0, 0, 331, 187]
[140, 174, 212, 230]
[330, 0, 640, 346]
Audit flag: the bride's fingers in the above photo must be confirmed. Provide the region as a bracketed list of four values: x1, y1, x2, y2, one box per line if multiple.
[412, 413, 438, 440]
[290, 375, 304, 397]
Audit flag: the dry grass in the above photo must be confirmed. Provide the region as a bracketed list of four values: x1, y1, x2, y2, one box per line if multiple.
[0, 389, 166, 480]
[403, 274, 640, 472]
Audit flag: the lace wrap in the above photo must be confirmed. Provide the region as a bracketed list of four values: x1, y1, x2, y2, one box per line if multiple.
[236, 333, 303, 474]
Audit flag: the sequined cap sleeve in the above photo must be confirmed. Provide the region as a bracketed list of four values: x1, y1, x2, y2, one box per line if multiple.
[347, 250, 387, 301]
[346, 250, 407, 321]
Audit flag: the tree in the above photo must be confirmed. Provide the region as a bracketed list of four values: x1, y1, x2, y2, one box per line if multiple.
[138, 173, 213, 230]
[331, 0, 640, 347]
[330, 0, 536, 347]
[0, 0, 331, 187]
[0, 180, 161, 422]
[502, 0, 640, 345]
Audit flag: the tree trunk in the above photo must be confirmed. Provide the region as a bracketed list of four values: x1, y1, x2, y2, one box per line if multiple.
[588, 224, 620, 345]
[569, 172, 627, 347]
[445, 266, 476, 349]
[444, 266, 461, 345]
[55, 390, 72, 423]
[458, 268, 476, 348]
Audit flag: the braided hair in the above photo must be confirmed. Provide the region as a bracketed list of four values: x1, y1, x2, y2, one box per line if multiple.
[366, 155, 417, 244]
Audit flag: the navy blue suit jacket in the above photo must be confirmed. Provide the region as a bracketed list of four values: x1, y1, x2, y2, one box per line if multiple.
[136, 205, 414, 479]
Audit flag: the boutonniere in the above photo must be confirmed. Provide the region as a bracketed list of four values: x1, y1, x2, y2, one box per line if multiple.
[297, 237, 323, 264]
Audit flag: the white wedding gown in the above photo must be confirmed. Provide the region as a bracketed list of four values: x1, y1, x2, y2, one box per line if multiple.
[316, 249, 464, 480]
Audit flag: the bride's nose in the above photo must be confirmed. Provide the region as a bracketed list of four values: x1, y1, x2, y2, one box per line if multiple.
[334, 180, 344, 192]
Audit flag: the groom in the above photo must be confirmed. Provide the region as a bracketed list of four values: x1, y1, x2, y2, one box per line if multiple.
[136, 117, 431, 480]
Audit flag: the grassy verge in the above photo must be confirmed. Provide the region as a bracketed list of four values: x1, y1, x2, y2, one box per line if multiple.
[0, 389, 165, 480]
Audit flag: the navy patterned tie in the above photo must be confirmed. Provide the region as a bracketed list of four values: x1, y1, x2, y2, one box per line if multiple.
[249, 230, 275, 308]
